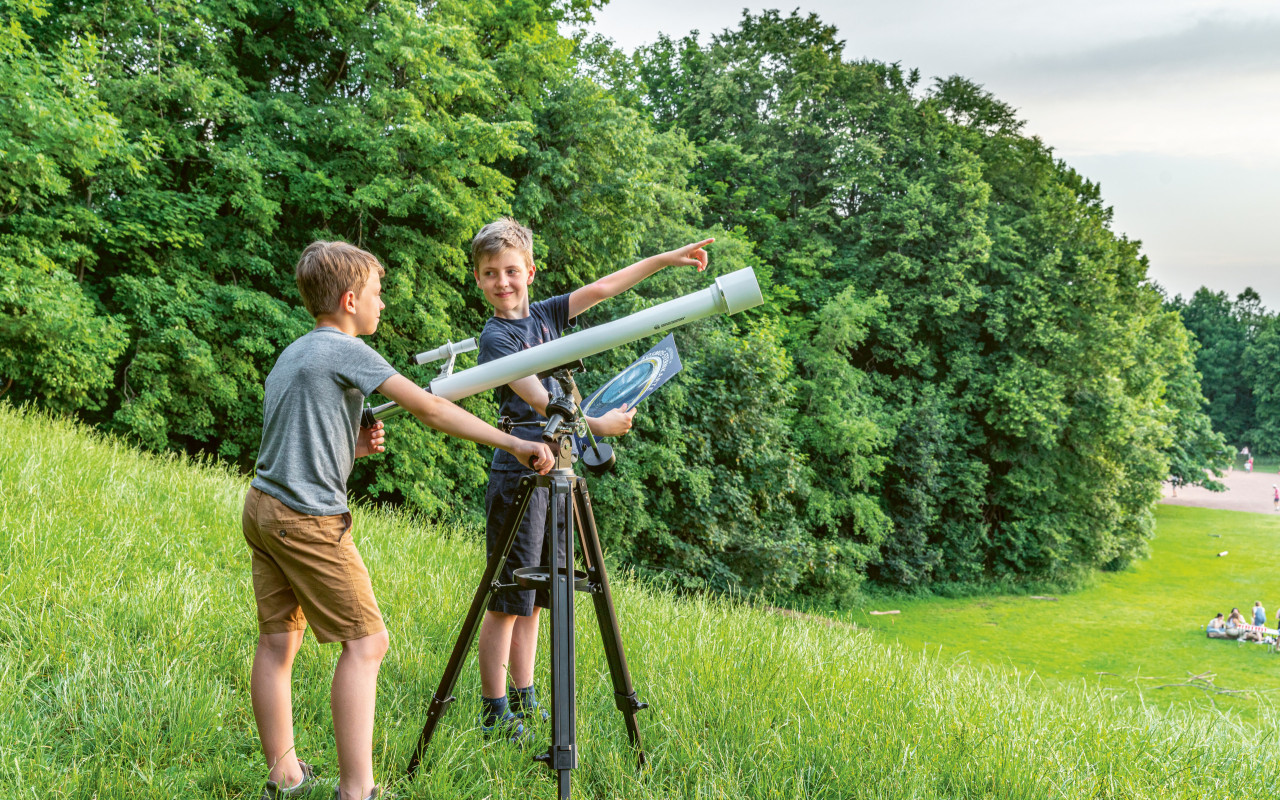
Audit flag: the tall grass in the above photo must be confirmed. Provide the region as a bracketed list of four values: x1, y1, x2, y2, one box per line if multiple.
[0, 404, 1271, 799]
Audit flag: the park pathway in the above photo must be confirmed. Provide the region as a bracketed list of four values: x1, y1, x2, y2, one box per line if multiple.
[1161, 467, 1280, 514]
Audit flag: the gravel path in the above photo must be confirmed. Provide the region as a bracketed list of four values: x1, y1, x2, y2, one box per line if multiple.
[1161, 467, 1280, 514]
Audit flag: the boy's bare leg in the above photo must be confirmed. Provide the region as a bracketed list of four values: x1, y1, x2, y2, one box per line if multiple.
[478, 610, 518, 698]
[250, 629, 306, 786]
[332, 629, 389, 800]
[508, 610, 541, 689]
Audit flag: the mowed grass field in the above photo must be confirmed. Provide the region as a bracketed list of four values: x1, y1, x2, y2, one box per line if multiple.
[854, 505, 1280, 724]
[2, 404, 1277, 799]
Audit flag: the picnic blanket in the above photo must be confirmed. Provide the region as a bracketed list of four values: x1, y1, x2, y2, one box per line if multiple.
[1228, 623, 1278, 637]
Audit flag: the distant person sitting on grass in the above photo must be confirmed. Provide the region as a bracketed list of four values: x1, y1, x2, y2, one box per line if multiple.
[1207, 613, 1228, 638]
[1254, 601, 1267, 626]
[242, 241, 553, 800]
[1226, 608, 1264, 642]
[1226, 608, 1247, 635]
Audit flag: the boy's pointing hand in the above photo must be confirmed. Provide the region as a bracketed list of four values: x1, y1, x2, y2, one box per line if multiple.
[668, 238, 714, 272]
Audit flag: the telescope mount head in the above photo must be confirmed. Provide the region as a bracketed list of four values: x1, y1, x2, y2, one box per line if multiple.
[539, 360, 585, 447]
[537, 360, 615, 476]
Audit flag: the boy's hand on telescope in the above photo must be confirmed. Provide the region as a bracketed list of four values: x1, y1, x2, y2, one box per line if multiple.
[666, 238, 714, 272]
[590, 404, 636, 437]
[355, 421, 385, 458]
[514, 440, 555, 475]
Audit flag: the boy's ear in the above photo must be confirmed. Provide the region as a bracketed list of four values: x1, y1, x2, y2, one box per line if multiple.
[340, 289, 357, 314]
[526, 261, 536, 283]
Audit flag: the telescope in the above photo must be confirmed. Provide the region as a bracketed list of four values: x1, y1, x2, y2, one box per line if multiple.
[362, 267, 763, 425]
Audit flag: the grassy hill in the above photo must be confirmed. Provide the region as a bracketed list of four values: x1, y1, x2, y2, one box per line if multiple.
[0, 404, 1272, 799]
[856, 504, 1280, 726]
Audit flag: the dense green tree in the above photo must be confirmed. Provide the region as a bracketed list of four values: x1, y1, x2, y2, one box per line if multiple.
[8, 0, 696, 515]
[0, 0, 132, 411]
[1244, 316, 1280, 454]
[1167, 288, 1257, 448]
[602, 11, 1224, 588]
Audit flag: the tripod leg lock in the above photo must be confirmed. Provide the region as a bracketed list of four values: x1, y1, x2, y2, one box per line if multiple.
[427, 694, 457, 719]
[614, 690, 648, 713]
[533, 745, 577, 771]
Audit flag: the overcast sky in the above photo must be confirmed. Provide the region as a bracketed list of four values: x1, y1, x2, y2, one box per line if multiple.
[581, 1, 1280, 308]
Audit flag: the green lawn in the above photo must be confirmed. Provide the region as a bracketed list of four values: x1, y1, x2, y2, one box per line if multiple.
[3, 404, 1278, 799]
[854, 504, 1280, 724]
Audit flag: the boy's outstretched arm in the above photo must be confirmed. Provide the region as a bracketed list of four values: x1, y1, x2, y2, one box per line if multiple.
[375, 374, 555, 473]
[567, 238, 714, 319]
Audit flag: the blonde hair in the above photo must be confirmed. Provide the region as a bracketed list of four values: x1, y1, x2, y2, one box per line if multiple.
[471, 217, 534, 270]
[294, 240, 385, 318]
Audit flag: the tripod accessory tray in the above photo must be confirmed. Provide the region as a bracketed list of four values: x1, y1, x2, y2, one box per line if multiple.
[513, 566, 590, 592]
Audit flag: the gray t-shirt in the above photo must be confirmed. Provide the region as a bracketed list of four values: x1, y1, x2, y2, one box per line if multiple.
[251, 326, 399, 515]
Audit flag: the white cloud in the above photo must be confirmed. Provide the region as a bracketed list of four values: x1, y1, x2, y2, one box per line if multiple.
[580, 1, 1280, 304]
[1002, 17, 1280, 81]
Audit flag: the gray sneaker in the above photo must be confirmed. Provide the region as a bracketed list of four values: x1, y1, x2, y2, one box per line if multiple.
[333, 787, 395, 800]
[261, 760, 317, 799]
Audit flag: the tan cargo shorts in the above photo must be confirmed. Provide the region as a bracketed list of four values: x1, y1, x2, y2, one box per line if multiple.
[241, 487, 384, 644]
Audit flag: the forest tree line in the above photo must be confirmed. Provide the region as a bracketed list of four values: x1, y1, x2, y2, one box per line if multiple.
[1, 0, 1230, 602]
[1168, 287, 1280, 460]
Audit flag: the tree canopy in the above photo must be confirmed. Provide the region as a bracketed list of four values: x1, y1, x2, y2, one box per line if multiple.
[1, 2, 1226, 599]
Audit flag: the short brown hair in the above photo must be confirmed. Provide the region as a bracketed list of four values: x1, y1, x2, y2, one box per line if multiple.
[471, 217, 534, 270]
[294, 240, 385, 318]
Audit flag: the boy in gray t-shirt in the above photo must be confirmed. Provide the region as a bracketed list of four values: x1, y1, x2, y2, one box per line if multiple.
[243, 240, 553, 800]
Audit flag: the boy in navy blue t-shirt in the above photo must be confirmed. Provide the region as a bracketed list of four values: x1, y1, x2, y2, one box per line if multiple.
[470, 217, 713, 736]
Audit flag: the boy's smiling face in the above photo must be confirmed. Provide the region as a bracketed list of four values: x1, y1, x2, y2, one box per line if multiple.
[475, 248, 535, 319]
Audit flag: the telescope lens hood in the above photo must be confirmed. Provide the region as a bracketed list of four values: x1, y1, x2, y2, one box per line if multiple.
[715, 268, 765, 315]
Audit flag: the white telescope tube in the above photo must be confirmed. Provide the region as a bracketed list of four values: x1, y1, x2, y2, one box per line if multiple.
[432, 267, 762, 401]
[365, 267, 763, 421]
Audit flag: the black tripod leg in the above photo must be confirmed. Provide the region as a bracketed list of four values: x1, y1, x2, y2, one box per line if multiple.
[546, 475, 578, 798]
[406, 475, 538, 779]
[572, 480, 648, 765]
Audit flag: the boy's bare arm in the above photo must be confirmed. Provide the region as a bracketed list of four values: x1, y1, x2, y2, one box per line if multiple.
[567, 238, 714, 319]
[375, 374, 554, 473]
[508, 376, 635, 437]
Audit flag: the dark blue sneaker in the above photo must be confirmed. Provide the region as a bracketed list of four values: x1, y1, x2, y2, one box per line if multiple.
[509, 685, 549, 723]
[479, 696, 526, 745]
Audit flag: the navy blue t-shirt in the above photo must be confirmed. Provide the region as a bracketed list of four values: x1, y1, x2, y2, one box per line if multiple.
[478, 293, 579, 472]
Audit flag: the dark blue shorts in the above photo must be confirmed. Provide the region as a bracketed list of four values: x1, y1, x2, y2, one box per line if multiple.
[484, 470, 568, 617]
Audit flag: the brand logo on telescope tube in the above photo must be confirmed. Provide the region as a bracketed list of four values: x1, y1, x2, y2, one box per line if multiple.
[654, 317, 686, 330]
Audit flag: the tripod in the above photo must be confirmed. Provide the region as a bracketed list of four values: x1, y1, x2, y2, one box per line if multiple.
[406, 363, 648, 799]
